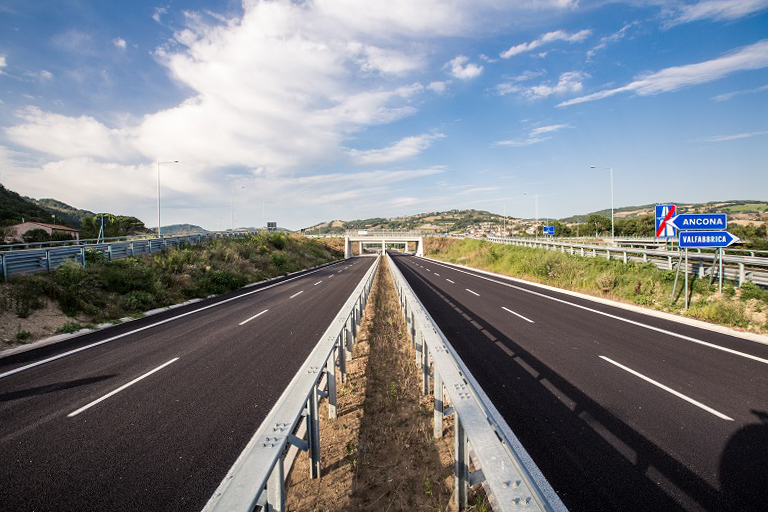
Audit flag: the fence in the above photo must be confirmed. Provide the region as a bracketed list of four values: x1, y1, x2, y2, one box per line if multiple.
[1, 233, 248, 282]
[204, 255, 379, 512]
[387, 253, 567, 511]
[487, 237, 768, 287]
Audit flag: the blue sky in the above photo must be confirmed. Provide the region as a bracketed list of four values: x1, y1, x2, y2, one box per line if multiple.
[1, 0, 767, 230]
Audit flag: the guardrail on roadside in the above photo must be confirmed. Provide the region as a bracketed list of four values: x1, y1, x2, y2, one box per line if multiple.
[387, 253, 567, 511]
[486, 237, 768, 288]
[0, 233, 252, 282]
[203, 255, 379, 512]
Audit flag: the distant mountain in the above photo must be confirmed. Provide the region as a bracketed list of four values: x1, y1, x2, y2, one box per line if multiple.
[303, 200, 768, 235]
[31, 198, 96, 228]
[157, 224, 209, 235]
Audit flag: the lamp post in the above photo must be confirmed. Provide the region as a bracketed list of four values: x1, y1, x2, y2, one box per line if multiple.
[156, 160, 178, 238]
[231, 185, 245, 231]
[590, 165, 614, 240]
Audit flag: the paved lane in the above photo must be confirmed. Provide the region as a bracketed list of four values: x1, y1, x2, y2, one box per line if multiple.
[392, 253, 768, 511]
[0, 257, 374, 512]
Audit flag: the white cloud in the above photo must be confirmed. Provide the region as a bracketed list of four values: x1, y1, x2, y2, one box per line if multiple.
[496, 69, 546, 94]
[113, 37, 127, 49]
[494, 123, 569, 147]
[427, 81, 450, 94]
[587, 22, 637, 59]
[446, 55, 483, 80]
[6, 107, 138, 161]
[559, 39, 768, 106]
[348, 133, 444, 164]
[667, 0, 768, 25]
[500, 29, 592, 58]
[713, 83, 768, 100]
[153, 6, 168, 24]
[24, 70, 53, 81]
[702, 130, 768, 141]
[502, 71, 587, 99]
[0, 54, 7, 74]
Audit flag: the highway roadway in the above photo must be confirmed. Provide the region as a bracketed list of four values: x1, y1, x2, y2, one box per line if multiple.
[390, 253, 768, 511]
[0, 257, 375, 512]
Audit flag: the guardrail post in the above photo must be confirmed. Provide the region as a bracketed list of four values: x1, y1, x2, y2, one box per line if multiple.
[739, 263, 745, 287]
[643, 253, 648, 262]
[454, 416, 469, 510]
[308, 386, 321, 478]
[46, 249, 51, 271]
[266, 460, 285, 512]
[338, 336, 347, 383]
[327, 349, 337, 420]
[592, 248, 597, 258]
[433, 370, 443, 439]
[81, 247, 86, 268]
[668, 256, 673, 270]
[606, 249, 611, 261]
[422, 341, 430, 396]
[414, 328, 422, 363]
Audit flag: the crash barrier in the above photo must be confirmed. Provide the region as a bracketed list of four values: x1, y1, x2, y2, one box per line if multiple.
[487, 237, 768, 288]
[204, 255, 379, 512]
[387, 253, 567, 511]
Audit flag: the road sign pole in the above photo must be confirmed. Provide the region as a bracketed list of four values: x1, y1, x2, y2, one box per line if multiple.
[684, 248, 689, 310]
[719, 248, 724, 296]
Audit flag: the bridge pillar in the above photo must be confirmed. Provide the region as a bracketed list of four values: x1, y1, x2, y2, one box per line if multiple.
[344, 237, 352, 258]
[382, 240, 386, 252]
[416, 237, 424, 257]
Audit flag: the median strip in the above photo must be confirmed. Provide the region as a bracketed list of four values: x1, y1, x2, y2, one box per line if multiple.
[599, 356, 734, 421]
[68, 357, 179, 418]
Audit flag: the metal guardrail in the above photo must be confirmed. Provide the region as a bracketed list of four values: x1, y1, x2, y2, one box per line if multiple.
[204, 255, 379, 512]
[387, 253, 567, 511]
[0, 233, 252, 281]
[487, 237, 768, 287]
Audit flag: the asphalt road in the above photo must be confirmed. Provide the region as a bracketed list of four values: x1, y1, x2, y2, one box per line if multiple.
[391, 253, 768, 512]
[0, 256, 375, 512]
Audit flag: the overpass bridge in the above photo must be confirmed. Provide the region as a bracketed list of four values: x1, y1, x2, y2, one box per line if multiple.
[344, 230, 424, 258]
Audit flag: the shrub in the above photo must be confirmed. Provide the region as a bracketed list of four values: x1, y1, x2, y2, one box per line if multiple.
[596, 271, 618, 291]
[56, 321, 88, 333]
[121, 290, 156, 311]
[272, 253, 289, 271]
[269, 233, 286, 250]
[689, 299, 749, 328]
[740, 282, 767, 302]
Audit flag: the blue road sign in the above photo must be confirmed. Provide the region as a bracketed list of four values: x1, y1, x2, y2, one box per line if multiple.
[655, 204, 677, 238]
[543, 225, 555, 236]
[669, 213, 727, 231]
[679, 231, 739, 248]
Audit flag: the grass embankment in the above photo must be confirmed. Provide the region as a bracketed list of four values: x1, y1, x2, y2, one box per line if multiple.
[286, 258, 489, 511]
[0, 233, 342, 348]
[426, 237, 768, 334]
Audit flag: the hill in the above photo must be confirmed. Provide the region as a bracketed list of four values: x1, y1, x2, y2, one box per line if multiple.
[159, 224, 209, 235]
[0, 184, 63, 227]
[31, 198, 96, 228]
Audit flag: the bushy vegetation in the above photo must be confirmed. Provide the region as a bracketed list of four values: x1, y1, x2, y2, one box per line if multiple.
[426, 238, 768, 332]
[0, 233, 342, 324]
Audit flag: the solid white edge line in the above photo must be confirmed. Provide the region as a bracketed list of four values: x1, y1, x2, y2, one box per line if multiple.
[239, 310, 269, 326]
[0, 260, 353, 380]
[419, 257, 768, 366]
[290, 291, 304, 299]
[599, 356, 734, 421]
[502, 306, 535, 323]
[68, 357, 180, 418]
[466, 289, 480, 296]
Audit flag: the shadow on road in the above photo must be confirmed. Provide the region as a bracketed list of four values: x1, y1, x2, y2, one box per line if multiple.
[719, 410, 768, 510]
[0, 375, 116, 402]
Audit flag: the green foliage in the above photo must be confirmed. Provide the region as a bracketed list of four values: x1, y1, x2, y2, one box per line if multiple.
[16, 329, 32, 341]
[1, 234, 342, 329]
[688, 299, 749, 328]
[739, 282, 767, 302]
[22, 228, 51, 243]
[56, 321, 89, 334]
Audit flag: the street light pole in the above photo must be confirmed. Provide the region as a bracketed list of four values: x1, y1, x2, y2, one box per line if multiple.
[591, 165, 614, 241]
[231, 185, 245, 231]
[156, 160, 178, 238]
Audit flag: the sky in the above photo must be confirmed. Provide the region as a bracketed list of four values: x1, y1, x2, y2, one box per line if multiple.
[0, 0, 767, 231]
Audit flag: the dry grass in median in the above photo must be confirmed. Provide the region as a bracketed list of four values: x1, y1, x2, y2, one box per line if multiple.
[286, 258, 490, 511]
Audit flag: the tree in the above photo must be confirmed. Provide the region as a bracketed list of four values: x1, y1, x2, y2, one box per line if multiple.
[586, 213, 611, 236]
[22, 228, 51, 243]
